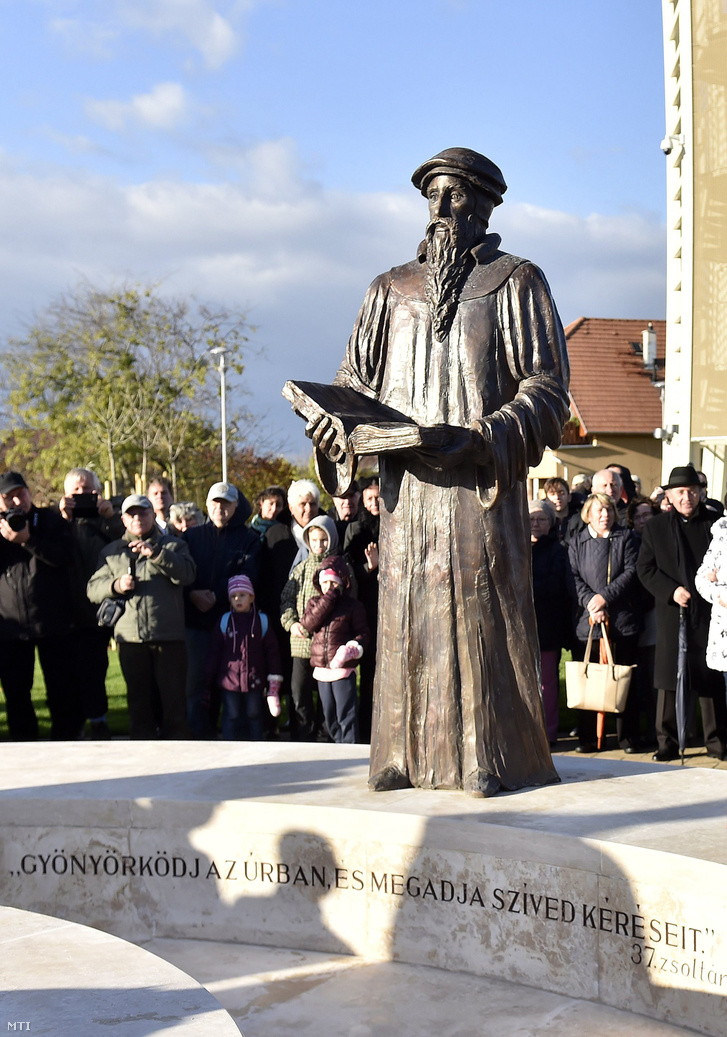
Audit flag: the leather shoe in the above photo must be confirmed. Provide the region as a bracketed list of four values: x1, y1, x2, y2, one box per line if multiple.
[575, 743, 598, 754]
[652, 748, 679, 762]
[707, 748, 727, 761]
[620, 740, 641, 755]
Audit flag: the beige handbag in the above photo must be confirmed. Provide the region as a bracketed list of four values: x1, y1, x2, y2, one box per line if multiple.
[565, 622, 635, 714]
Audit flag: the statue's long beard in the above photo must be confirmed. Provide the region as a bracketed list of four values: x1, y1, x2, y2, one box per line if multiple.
[424, 217, 477, 340]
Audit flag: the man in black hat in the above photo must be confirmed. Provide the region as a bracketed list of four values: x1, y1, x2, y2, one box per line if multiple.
[309, 148, 570, 795]
[329, 479, 361, 545]
[637, 464, 727, 760]
[0, 471, 84, 739]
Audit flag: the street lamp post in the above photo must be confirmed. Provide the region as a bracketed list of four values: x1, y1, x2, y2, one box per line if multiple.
[209, 346, 228, 482]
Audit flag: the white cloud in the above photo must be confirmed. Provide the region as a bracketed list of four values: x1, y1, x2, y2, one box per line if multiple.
[85, 82, 190, 132]
[47, 16, 117, 59]
[41, 128, 110, 156]
[0, 146, 666, 452]
[44, 2, 242, 69]
[496, 202, 666, 324]
[119, 0, 240, 69]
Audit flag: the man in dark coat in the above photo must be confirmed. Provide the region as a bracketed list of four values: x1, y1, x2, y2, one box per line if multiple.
[182, 481, 261, 737]
[0, 470, 84, 739]
[60, 466, 125, 738]
[637, 464, 727, 761]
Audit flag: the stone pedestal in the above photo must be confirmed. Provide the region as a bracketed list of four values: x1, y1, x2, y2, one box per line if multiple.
[0, 742, 724, 1035]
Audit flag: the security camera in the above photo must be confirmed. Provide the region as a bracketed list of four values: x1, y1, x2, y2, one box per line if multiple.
[660, 134, 685, 156]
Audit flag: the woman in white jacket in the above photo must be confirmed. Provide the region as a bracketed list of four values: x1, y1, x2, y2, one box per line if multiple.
[695, 515, 727, 676]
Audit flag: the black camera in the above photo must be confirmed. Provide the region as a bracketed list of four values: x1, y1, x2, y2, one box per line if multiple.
[71, 492, 98, 519]
[3, 508, 28, 532]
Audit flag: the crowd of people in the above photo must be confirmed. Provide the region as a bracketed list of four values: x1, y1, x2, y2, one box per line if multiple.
[529, 463, 727, 759]
[0, 468, 380, 746]
[1, 458, 726, 762]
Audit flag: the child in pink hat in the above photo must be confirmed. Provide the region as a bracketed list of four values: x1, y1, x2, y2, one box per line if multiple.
[204, 575, 283, 739]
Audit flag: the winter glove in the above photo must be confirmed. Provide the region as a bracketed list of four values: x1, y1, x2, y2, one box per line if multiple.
[267, 675, 283, 718]
[330, 640, 364, 669]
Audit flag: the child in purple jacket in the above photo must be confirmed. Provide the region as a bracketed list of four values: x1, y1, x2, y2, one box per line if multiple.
[205, 575, 283, 740]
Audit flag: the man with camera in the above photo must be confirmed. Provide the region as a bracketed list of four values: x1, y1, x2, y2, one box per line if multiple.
[0, 470, 84, 739]
[59, 467, 124, 738]
[87, 493, 195, 739]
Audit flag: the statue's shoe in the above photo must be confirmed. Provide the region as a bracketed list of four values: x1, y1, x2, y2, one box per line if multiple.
[463, 770, 501, 798]
[368, 766, 413, 792]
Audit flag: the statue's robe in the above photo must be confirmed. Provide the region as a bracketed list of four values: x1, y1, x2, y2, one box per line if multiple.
[334, 235, 570, 790]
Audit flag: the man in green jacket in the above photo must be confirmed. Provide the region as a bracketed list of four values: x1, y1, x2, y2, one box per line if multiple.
[87, 494, 196, 739]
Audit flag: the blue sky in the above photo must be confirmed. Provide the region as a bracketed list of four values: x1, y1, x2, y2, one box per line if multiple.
[0, 0, 667, 457]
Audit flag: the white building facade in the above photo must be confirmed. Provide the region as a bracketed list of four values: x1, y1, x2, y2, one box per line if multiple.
[661, 0, 727, 495]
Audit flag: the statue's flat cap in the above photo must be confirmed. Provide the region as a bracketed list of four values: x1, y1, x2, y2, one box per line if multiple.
[412, 148, 507, 206]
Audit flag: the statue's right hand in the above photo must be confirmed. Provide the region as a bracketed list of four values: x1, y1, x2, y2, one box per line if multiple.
[305, 415, 343, 462]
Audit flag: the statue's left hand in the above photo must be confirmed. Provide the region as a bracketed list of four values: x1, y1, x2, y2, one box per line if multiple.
[415, 425, 478, 470]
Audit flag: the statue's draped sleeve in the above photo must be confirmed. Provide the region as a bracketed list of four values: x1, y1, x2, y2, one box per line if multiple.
[472, 262, 570, 508]
[333, 273, 391, 400]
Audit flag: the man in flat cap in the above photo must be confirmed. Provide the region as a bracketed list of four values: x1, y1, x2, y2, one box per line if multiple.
[308, 148, 570, 795]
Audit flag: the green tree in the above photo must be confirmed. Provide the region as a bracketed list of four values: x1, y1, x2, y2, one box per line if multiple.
[2, 282, 250, 496]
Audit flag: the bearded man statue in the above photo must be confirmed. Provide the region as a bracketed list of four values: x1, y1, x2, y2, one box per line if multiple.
[310, 148, 570, 797]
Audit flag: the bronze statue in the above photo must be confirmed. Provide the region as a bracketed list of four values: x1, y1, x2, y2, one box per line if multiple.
[286, 148, 570, 797]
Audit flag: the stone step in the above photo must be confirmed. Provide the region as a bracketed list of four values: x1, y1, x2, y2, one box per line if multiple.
[142, 937, 700, 1036]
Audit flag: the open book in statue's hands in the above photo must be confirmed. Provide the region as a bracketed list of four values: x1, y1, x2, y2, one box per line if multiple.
[282, 380, 431, 455]
[282, 379, 451, 494]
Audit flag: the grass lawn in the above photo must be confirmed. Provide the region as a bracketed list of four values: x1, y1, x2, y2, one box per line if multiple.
[0, 646, 129, 739]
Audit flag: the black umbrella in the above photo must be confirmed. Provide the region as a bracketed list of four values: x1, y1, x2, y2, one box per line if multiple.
[675, 606, 690, 765]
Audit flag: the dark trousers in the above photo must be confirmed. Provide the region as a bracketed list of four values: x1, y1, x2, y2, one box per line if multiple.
[635, 644, 657, 745]
[317, 674, 359, 743]
[76, 626, 111, 719]
[184, 627, 214, 738]
[221, 688, 263, 740]
[290, 655, 318, 740]
[576, 634, 639, 748]
[0, 635, 84, 740]
[656, 652, 727, 754]
[118, 641, 189, 739]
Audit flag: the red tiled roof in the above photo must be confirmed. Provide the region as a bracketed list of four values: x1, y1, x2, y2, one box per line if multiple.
[564, 317, 666, 435]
